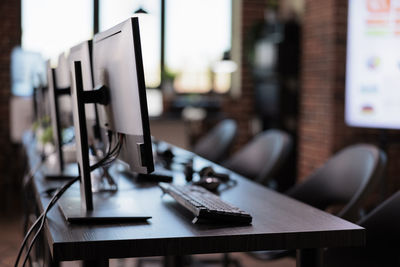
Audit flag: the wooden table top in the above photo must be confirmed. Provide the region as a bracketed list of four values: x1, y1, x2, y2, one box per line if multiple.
[25, 136, 365, 262]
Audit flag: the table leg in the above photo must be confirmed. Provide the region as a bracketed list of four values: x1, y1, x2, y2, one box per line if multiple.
[296, 249, 323, 267]
[81, 259, 109, 267]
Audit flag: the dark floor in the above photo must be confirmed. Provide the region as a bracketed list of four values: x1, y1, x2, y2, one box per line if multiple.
[0, 216, 23, 267]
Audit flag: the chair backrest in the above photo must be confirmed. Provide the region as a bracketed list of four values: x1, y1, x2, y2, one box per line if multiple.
[223, 129, 293, 186]
[324, 191, 400, 267]
[287, 144, 386, 222]
[193, 119, 237, 163]
[358, 190, 400, 245]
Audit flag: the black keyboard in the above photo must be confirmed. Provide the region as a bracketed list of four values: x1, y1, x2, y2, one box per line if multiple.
[159, 183, 252, 224]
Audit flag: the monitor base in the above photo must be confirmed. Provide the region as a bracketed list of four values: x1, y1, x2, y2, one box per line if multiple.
[58, 188, 151, 224]
[45, 174, 78, 180]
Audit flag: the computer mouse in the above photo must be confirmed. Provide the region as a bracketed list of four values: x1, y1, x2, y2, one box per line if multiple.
[193, 177, 221, 192]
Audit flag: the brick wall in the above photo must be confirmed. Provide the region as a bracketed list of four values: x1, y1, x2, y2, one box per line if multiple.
[222, 0, 269, 151]
[298, 0, 337, 180]
[299, 0, 400, 198]
[0, 0, 21, 208]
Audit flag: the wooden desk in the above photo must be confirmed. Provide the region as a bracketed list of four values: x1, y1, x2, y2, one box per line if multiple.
[24, 136, 364, 267]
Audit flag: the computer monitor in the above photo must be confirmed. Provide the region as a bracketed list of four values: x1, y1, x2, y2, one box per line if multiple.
[47, 60, 65, 174]
[47, 58, 76, 178]
[59, 17, 153, 222]
[12, 49, 48, 126]
[93, 17, 154, 175]
[10, 48, 47, 138]
[68, 41, 102, 147]
[51, 54, 75, 140]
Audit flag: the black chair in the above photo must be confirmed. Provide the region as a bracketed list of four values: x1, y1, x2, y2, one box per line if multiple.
[325, 190, 400, 267]
[192, 119, 237, 163]
[249, 144, 387, 261]
[223, 129, 293, 187]
[287, 144, 386, 223]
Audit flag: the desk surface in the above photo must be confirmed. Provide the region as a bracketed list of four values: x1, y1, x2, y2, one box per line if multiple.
[25, 135, 364, 262]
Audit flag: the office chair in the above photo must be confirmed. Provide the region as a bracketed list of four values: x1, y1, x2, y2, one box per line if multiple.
[249, 143, 387, 261]
[223, 129, 293, 187]
[325, 190, 400, 267]
[287, 144, 386, 222]
[192, 119, 237, 163]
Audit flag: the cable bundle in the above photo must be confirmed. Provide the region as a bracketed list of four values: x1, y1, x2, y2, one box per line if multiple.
[15, 176, 79, 267]
[90, 132, 124, 171]
[15, 132, 125, 267]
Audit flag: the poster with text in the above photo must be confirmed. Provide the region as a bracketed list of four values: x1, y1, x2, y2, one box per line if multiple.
[346, 0, 400, 129]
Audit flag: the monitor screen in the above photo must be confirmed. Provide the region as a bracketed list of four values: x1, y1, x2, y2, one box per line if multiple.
[345, 0, 400, 129]
[93, 17, 154, 174]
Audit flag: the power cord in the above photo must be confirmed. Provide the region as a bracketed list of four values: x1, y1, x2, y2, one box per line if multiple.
[16, 132, 125, 267]
[22, 154, 46, 188]
[15, 176, 80, 267]
[21, 154, 47, 266]
[89, 132, 123, 171]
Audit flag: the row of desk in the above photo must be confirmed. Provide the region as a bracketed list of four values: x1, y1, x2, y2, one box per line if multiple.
[23, 133, 364, 267]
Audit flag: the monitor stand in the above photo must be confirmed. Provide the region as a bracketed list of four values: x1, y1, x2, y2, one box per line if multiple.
[58, 185, 151, 223]
[58, 61, 151, 223]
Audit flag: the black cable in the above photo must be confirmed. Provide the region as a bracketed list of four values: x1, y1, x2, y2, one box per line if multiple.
[18, 133, 121, 267]
[99, 138, 120, 166]
[17, 217, 44, 267]
[17, 194, 61, 267]
[17, 133, 123, 267]
[105, 135, 124, 166]
[90, 133, 123, 171]
[99, 134, 123, 167]
[89, 132, 116, 171]
[15, 176, 80, 267]
[21, 155, 47, 267]
[17, 212, 44, 267]
[22, 155, 46, 188]
[22, 176, 79, 267]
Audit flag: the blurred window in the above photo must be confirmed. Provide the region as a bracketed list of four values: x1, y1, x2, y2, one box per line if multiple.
[166, 0, 232, 93]
[100, 0, 161, 88]
[22, 0, 232, 93]
[22, 0, 93, 63]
